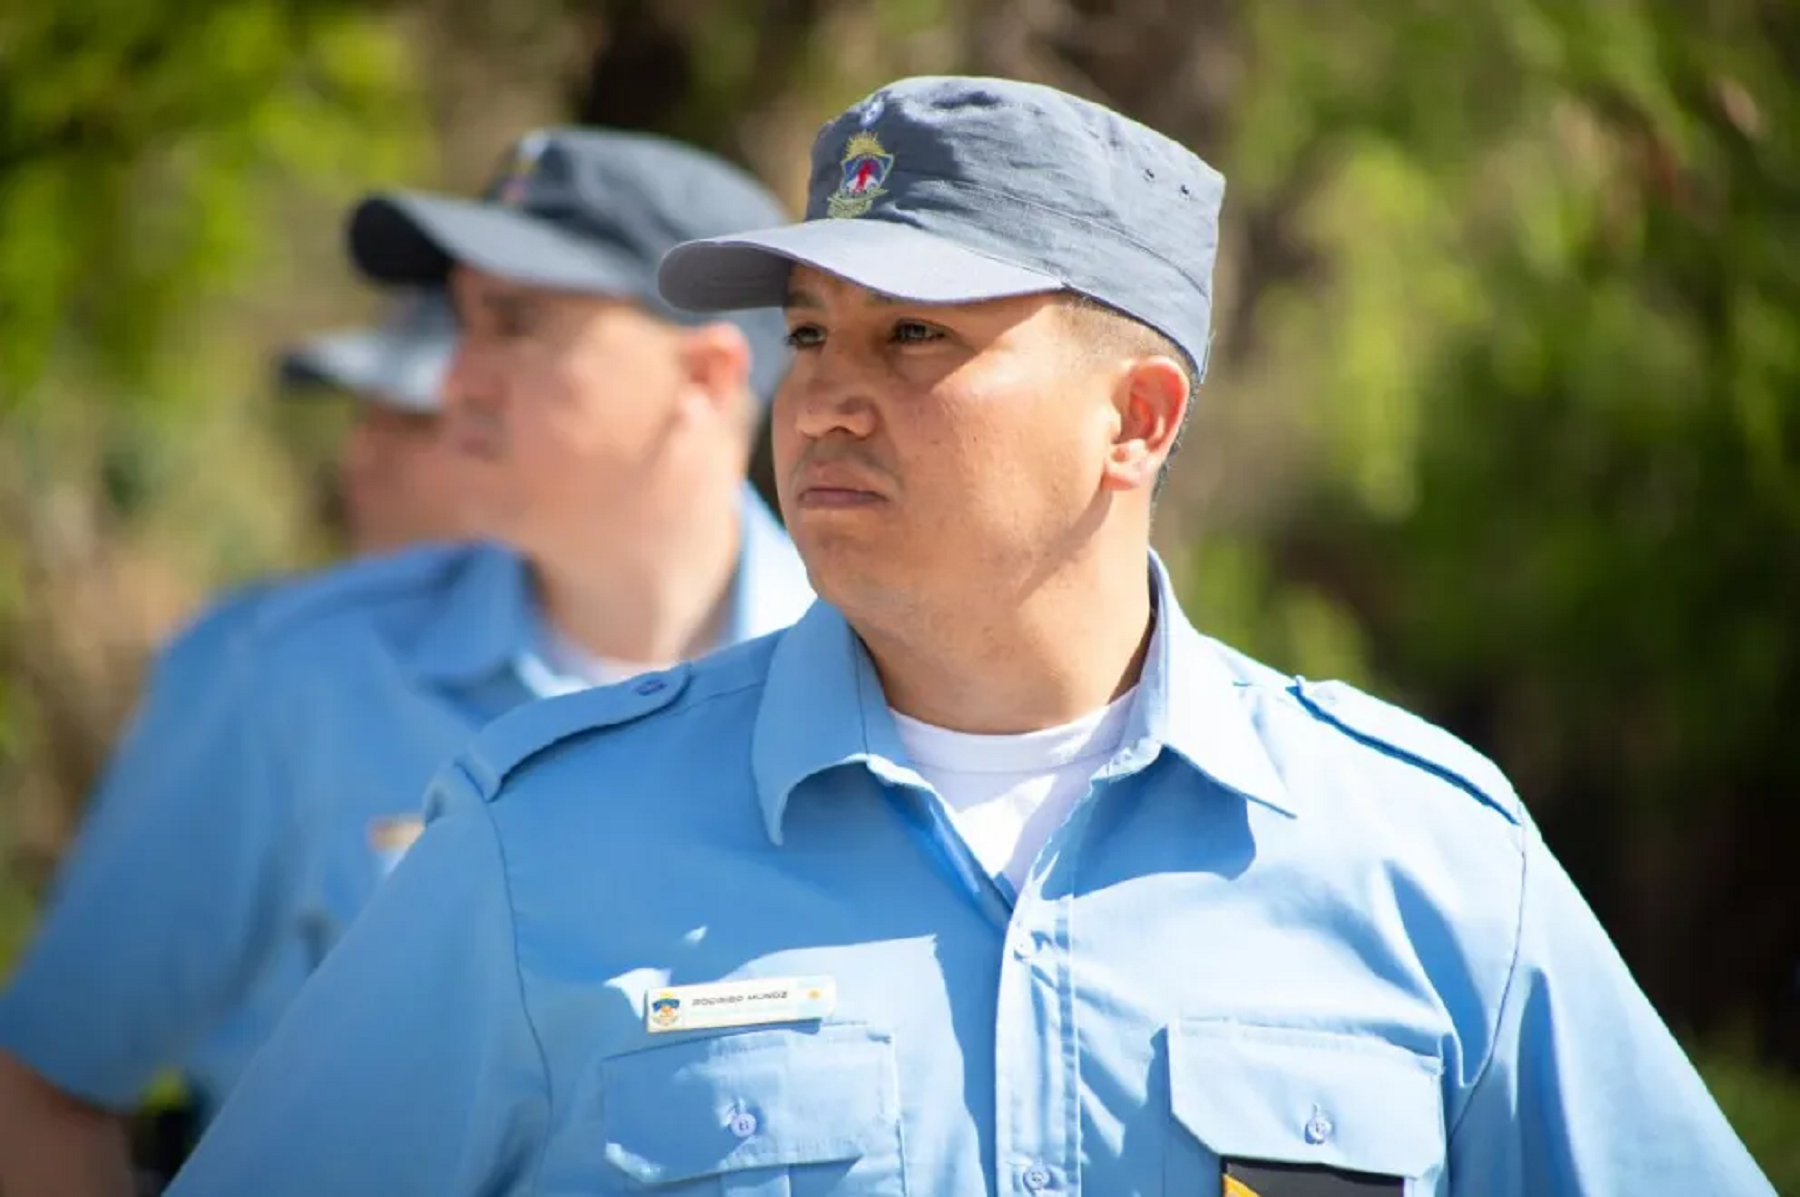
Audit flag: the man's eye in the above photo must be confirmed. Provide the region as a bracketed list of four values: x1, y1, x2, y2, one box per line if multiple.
[476, 297, 534, 338]
[786, 324, 825, 349]
[891, 320, 942, 344]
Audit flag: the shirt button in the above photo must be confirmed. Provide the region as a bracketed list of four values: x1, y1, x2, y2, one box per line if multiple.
[1304, 1111, 1334, 1144]
[1022, 1163, 1053, 1191]
[1010, 936, 1035, 961]
[728, 1111, 758, 1139]
[635, 677, 667, 696]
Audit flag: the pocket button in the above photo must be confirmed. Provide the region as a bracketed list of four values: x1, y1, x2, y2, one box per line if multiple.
[728, 1111, 759, 1139]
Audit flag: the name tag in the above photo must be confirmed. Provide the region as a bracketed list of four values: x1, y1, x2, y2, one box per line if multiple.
[646, 976, 837, 1034]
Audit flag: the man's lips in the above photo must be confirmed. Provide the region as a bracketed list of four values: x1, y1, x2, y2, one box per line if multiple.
[792, 464, 888, 507]
[794, 485, 884, 508]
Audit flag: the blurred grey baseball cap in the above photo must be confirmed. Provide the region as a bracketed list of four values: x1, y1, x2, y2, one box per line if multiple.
[659, 76, 1226, 380]
[347, 127, 793, 403]
[277, 288, 456, 412]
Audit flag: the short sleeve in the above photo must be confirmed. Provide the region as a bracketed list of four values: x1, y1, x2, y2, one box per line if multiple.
[168, 793, 549, 1196]
[1448, 817, 1773, 1194]
[0, 599, 292, 1108]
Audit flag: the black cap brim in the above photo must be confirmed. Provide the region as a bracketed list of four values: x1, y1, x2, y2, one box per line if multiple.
[349, 193, 655, 298]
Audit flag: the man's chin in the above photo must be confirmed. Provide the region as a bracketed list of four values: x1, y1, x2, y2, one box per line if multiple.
[798, 543, 913, 612]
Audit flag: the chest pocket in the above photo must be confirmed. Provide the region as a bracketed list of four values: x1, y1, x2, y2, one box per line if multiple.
[600, 1022, 906, 1196]
[1166, 1021, 1446, 1197]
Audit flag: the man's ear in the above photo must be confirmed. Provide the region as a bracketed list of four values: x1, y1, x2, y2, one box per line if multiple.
[1100, 355, 1189, 494]
[676, 321, 753, 418]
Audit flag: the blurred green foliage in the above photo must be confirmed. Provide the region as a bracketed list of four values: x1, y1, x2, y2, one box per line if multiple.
[1701, 1043, 1800, 1189]
[0, 0, 433, 964]
[1205, 0, 1800, 1065]
[1, 0, 1795, 1185]
[0, 0, 426, 404]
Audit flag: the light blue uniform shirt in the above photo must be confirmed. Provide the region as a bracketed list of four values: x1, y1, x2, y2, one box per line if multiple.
[60, 580, 276, 829]
[172, 556, 1770, 1196]
[0, 491, 811, 1119]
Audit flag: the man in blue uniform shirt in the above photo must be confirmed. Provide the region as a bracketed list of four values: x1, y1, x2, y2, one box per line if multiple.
[0, 130, 812, 1197]
[172, 78, 1771, 1196]
[0, 286, 466, 1195]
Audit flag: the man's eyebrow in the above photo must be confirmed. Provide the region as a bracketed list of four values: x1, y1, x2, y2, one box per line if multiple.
[782, 285, 909, 310]
[478, 290, 537, 320]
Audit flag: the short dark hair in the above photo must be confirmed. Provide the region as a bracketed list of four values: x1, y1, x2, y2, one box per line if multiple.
[1057, 294, 1198, 497]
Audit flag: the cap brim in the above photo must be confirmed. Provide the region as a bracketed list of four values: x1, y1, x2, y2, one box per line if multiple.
[277, 329, 449, 413]
[349, 193, 653, 297]
[658, 219, 1064, 312]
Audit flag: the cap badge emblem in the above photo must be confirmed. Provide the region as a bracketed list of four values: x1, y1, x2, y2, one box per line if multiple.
[827, 131, 894, 219]
[492, 132, 550, 206]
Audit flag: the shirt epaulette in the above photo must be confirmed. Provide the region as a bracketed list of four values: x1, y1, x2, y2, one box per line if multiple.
[423, 618, 785, 824]
[439, 665, 694, 813]
[1293, 678, 1523, 826]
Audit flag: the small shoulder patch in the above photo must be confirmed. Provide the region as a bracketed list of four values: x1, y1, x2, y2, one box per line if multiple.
[457, 665, 693, 804]
[1293, 678, 1522, 825]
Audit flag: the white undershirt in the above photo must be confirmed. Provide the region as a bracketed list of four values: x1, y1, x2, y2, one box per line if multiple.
[515, 616, 688, 697]
[890, 690, 1136, 894]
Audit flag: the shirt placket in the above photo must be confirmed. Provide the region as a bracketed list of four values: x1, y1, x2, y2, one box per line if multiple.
[886, 750, 1152, 1196]
[884, 770, 1074, 1194]
[996, 754, 1142, 1197]
[1003, 741, 1165, 1195]
[996, 875, 1077, 1196]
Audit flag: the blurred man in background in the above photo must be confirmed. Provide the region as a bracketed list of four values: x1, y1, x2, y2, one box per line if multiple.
[276, 287, 469, 555]
[0, 128, 809, 1197]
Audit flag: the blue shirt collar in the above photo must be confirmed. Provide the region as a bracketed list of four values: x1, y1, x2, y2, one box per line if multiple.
[409, 487, 813, 688]
[405, 543, 535, 687]
[751, 552, 1294, 845]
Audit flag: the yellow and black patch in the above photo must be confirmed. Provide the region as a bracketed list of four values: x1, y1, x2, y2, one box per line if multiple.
[1223, 1159, 1403, 1196]
[367, 815, 425, 856]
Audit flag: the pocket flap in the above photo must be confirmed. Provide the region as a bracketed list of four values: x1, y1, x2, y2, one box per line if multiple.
[1170, 1021, 1444, 1180]
[601, 1023, 900, 1186]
